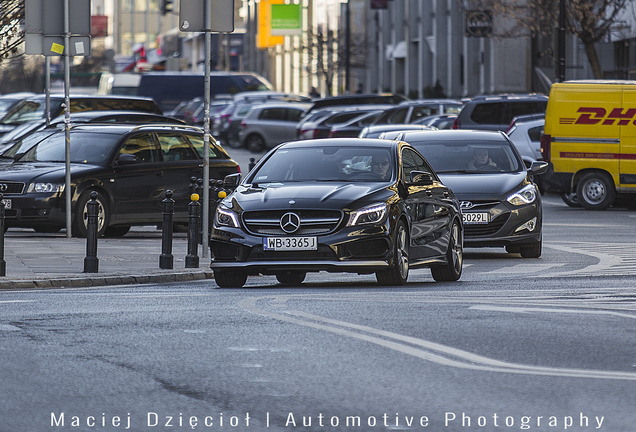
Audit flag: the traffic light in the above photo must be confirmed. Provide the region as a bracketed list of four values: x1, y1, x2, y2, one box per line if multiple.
[160, 0, 173, 15]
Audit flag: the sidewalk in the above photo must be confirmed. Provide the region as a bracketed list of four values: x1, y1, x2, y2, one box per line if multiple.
[0, 227, 214, 289]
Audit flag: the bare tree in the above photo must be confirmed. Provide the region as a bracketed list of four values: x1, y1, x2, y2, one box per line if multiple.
[0, 0, 25, 60]
[467, 0, 628, 78]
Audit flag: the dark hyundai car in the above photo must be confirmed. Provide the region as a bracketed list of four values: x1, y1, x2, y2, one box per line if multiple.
[210, 138, 463, 288]
[0, 124, 239, 237]
[396, 129, 548, 257]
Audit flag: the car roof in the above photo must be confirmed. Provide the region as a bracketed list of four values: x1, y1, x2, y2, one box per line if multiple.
[50, 110, 184, 122]
[363, 124, 434, 133]
[281, 137, 398, 150]
[63, 123, 204, 134]
[466, 93, 548, 102]
[397, 99, 463, 106]
[398, 129, 507, 142]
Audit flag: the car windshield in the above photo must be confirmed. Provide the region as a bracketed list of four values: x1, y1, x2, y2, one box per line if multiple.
[1, 129, 60, 159]
[408, 139, 523, 173]
[249, 145, 394, 184]
[1, 100, 58, 125]
[20, 131, 120, 164]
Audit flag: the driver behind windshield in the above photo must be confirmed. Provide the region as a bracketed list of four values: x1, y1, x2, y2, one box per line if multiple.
[370, 153, 391, 180]
[468, 147, 497, 170]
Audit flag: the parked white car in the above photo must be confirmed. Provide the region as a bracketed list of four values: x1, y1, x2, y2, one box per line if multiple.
[238, 102, 311, 153]
[505, 114, 544, 167]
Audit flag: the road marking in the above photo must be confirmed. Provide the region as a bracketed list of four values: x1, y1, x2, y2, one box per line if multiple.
[239, 296, 636, 381]
[485, 263, 563, 274]
[0, 324, 21, 331]
[469, 305, 636, 319]
[0, 300, 35, 304]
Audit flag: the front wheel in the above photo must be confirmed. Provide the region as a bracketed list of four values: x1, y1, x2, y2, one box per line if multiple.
[214, 270, 247, 288]
[276, 271, 306, 285]
[560, 192, 580, 208]
[576, 172, 616, 210]
[376, 220, 409, 286]
[431, 219, 463, 282]
[72, 190, 109, 238]
[245, 134, 266, 153]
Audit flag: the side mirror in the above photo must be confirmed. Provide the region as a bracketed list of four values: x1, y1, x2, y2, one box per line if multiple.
[530, 160, 549, 175]
[115, 153, 139, 165]
[223, 172, 241, 190]
[409, 170, 434, 186]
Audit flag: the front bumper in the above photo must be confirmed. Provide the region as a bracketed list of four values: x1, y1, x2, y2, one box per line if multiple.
[462, 200, 541, 247]
[2, 193, 66, 229]
[210, 223, 394, 276]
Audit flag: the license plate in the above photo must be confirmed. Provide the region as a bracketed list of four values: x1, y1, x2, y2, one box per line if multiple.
[463, 212, 489, 224]
[2, 199, 11, 210]
[263, 236, 317, 251]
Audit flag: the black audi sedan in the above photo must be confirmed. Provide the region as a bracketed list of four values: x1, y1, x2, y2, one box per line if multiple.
[396, 129, 548, 257]
[210, 138, 463, 288]
[0, 123, 239, 237]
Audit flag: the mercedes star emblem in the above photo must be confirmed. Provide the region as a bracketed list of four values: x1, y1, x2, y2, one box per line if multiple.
[280, 212, 301, 234]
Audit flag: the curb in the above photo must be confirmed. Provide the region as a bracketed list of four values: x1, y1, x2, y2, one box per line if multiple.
[0, 270, 216, 290]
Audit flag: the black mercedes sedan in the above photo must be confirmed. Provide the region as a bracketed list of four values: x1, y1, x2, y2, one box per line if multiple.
[396, 129, 548, 257]
[0, 123, 239, 237]
[210, 138, 463, 288]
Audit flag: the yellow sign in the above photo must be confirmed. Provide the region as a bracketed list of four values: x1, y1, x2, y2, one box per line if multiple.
[50, 43, 65, 54]
[257, 0, 285, 48]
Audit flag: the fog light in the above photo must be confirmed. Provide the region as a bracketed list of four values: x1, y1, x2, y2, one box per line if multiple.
[515, 217, 537, 233]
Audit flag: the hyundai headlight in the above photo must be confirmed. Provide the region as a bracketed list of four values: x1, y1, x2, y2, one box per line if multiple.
[27, 183, 65, 193]
[347, 203, 388, 226]
[507, 184, 537, 206]
[214, 204, 239, 228]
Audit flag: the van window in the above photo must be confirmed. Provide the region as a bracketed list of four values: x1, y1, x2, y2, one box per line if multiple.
[471, 102, 505, 124]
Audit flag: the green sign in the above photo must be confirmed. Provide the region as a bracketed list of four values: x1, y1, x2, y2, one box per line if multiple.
[271, 4, 302, 36]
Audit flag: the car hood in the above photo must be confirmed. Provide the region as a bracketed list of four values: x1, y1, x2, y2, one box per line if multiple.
[228, 182, 391, 212]
[0, 162, 100, 182]
[438, 172, 527, 199]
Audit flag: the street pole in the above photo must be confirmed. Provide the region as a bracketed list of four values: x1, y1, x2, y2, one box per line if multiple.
[557, 0, 566, 82]
[64, 0, 72, 238]
[201, 0, 211, 258]
[345, 0, 350, 93]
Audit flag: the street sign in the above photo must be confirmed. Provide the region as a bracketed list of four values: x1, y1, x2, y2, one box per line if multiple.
[179, 0, 235, 33]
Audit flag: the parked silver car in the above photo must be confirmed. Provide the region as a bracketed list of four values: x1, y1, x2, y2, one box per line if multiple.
[238, 102, 311, 152]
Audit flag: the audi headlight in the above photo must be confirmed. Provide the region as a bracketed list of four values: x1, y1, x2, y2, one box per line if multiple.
[214, 204, 239, 228]
[347, 203, 388, 226]
[507, 184, 537, 206]
[27, 183, 65, 193]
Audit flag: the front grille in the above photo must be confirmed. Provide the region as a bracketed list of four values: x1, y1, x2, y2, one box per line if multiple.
[464, 213, 509, 237]
[0, 182, 26, 194]
[243, 210, 342, 236]
[248, 245, 337, 261]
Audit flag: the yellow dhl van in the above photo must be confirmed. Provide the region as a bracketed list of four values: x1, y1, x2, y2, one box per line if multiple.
[541, 80, 636, 210]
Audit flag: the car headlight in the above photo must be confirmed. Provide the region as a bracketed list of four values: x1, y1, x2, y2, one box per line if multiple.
[507, 184, 537, 206]
[214, 204, 239, 228]
[27, 183, 65, 193]
[347, 203, 388, 226]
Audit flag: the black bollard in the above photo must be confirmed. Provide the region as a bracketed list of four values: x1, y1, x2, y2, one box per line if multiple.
[185, 193, 201, 268]
[160, 190, 175, 269]
[83, 191, 99, 273]
[189, 176, 197, 196]
[0, 193, 6, 277]
[249, 157, 256, 171]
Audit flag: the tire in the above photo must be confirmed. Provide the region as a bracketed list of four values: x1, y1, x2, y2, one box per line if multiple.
[72, 190, 109, 238]
[214, 270, 247, 288]
[376, 220, 409, 286]
[431, 219, 463, 282]
[103, 226, 131, 237]
[276, 271, 306, 285]
[520, 238, 542, 258]
[245, 134, 265, 153]
[576, 172, 616, 210]
[560, 192, 581, 208]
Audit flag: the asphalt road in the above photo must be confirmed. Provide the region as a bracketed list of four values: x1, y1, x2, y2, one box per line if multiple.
[1, 193, 635, 431]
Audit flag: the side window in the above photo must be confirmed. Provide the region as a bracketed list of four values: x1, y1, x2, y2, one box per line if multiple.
[402, 148, 432, 181]
[118, 133, 159, 163]
[259, 108, 286, 121]
[411, 106, 434, 122]
[286, 109, 305, 122]
[388, 108, 409, 124]
[187, 134, 224, 160]
[157, 133, 198, 161]
[471, 102, 505, 124]
[528, 125, 544, 142]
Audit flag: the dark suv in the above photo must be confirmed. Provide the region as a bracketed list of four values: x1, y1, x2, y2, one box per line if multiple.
[0, 123, 239, 237]
[453, 94, 547, 131]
